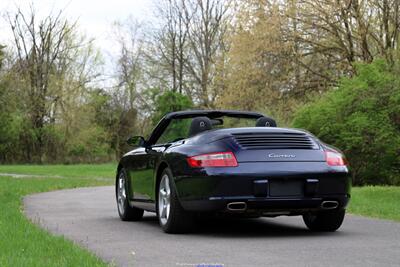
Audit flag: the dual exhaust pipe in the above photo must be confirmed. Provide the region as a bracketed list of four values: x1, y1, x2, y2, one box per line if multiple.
[227, 202, 247, 211]
[227, 200, 339, 211]
[320, 200, 339, 209]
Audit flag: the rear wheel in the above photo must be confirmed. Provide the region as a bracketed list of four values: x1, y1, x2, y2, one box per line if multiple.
[157, 168, 194, 233]
[303, 209, 345, 232]
[116, 168, 144, 221]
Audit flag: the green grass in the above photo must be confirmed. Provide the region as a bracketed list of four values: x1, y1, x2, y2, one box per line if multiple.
[0, 163, 116, 180]
[349, 186, 400, 222]
[0, 165, 115, 266]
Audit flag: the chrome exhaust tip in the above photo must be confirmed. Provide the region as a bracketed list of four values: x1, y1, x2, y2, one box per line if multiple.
[321, 200, 339, 210]
[227, 202, 247, 211]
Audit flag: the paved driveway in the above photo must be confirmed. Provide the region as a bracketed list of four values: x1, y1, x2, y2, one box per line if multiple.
[24, 186, 400, 267]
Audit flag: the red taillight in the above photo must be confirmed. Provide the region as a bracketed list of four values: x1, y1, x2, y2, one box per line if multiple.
[187, 152, 238, 167]
[325, 150, 348, 166]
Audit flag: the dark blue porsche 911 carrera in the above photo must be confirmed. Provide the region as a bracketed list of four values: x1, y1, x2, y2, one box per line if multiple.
[115, 110, 351, 233]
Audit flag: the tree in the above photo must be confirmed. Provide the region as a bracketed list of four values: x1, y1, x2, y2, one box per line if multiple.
[0, 45, 6, 69]
[7, 7, 102, 162]
[290, 0, 400, 69]
[152, 0, 190, 94]
[184, 0, 230, 107]
[8, 9, 71, 162]
[114, 18, 147, 111]
[148, 0, 231, 107]
[217, 0, 400, 123]
[217, 0, 306, 123]
[151, 90, 193, 125]
[0, 45, 23, 162]
[111, 18, 150, 156]
[292, 60, 400, 185]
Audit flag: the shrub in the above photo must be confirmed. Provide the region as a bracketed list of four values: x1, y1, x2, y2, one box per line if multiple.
[292, 60, 400, 185]
[66, 126, 111, 163]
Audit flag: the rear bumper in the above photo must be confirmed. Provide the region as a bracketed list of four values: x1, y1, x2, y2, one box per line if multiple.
[180, 194, 350, 212]
[174, 161, 351, 213]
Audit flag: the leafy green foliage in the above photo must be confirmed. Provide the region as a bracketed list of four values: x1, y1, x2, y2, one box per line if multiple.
[151, 90, 194, 126]
[0, 44, 5, 69]
[146, 90, 194, 143]
[0, 47, 24, 162]
[293, 60, 400, 185]
[66, 126, 110, 162]
[0, 102, 23, 162]
[84, 89, 137, 159]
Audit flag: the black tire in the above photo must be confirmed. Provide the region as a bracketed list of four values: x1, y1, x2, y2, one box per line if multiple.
[116, 168, 144, 221]
[157, 168, 194, 233]
[303, 209, 346, 232]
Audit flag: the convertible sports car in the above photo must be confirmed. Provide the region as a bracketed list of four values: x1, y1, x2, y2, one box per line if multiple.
[115, 110, 351, 233]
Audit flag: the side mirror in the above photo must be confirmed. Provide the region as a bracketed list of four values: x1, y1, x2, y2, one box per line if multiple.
[126, 136, 147, 147]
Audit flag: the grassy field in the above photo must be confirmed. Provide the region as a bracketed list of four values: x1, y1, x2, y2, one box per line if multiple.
[348, 186, 400, 222]
[0, 164, 115, 267]
[0, 163, 117, 179]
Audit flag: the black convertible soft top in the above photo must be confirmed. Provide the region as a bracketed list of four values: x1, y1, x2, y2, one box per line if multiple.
[164, 110, 265, 119]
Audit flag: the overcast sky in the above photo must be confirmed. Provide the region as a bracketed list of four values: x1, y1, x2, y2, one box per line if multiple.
[0, 0, 154, 84]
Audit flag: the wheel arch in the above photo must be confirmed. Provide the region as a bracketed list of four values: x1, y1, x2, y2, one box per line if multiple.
[155, 161, 171, 200]
[117, 163, 123, 176]
[115, 163, 123, 197]
[116, 162, 132, 200]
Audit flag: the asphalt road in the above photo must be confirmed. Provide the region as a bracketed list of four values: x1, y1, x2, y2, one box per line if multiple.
[24, 186, 400, 267]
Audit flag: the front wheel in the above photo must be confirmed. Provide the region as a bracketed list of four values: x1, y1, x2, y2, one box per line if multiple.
[157, 168, 194, 233]
[116, 168, 144, 221]
[303, 209, 346, 232]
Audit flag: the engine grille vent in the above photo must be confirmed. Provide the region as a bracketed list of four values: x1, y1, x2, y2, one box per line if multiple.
[232, 132, 318, 150]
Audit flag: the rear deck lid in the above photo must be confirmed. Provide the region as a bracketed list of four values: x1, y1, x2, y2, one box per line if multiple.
[229, 130, 325, 162]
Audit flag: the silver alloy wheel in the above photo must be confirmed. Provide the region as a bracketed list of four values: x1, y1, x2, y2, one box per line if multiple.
[158, 174, 171, 225]
[117, 172, 126, 215]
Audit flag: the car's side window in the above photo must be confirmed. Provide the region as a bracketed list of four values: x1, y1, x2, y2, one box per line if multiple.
[156, 118, 192, 145]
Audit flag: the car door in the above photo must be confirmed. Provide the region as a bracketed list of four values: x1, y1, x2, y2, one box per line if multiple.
[127, 118, 191, 203]
[124, 147, 152, 201]
[130, 145, 167, 202]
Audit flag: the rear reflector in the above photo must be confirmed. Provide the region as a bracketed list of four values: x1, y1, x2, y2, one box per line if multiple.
[187, 152, 238, 167]
[325, 150, 348, 166]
